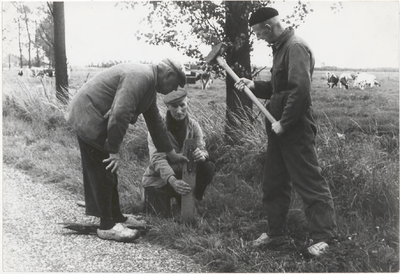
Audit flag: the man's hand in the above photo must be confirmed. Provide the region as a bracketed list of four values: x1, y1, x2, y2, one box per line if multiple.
[192, 148, 206, 163]
[272, 121, 284, 136]
[167, 150, 189, 163]
[234, 78, 255, 92]
[103, 152, 120, 173]
[168, 176, 191, 195]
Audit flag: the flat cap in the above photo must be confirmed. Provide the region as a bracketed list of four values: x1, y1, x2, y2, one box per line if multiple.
[163, 89, 187, 104]
[162, 58, 186, 88]
[249, 7, 279, 26]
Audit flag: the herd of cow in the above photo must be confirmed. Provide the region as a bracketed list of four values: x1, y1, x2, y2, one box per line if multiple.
[18, 65, 73, 79]
[18, 67, 55, 78]
[326, 72, 380, 90]
[16, 66, 381, 92]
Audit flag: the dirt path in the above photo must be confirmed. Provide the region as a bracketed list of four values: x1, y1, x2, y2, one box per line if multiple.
[2, 164, 204, 272]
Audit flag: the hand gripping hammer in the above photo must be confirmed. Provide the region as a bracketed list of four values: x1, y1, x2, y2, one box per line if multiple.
[205, 42, 277, 124]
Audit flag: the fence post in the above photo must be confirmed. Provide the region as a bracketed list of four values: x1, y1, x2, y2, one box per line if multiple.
[181, 139, 197, 224]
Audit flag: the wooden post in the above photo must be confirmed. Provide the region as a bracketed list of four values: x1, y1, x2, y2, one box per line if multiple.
[181, 139, 197, 223]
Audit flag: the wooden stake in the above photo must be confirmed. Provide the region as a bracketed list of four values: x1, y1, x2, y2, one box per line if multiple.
[181, 139, 197, 223]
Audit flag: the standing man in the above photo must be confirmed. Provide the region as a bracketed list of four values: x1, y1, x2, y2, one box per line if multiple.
[142, 90, 215, 218]
[66, 59, 188, 242]
[235, 7, 337, 256]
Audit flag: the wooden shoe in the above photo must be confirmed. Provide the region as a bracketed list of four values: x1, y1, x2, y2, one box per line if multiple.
[97, 223, 140, 242]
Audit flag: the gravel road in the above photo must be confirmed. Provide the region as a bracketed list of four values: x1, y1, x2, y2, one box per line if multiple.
[2, 164, 204, 272]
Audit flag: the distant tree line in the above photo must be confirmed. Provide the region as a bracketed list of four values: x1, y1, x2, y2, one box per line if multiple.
[316, 66, 398, 72]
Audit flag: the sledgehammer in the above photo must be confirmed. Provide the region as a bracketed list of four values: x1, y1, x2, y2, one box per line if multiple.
[205, 42, 277, 124]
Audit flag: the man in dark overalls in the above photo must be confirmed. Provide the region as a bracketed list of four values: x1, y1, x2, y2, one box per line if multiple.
[235, 7, 337, 256]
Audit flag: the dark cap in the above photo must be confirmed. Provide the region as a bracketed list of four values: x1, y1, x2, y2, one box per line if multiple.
[162, 58, 186, 88]
[163, 89, 187, 104]
[249, 7, 279, 26]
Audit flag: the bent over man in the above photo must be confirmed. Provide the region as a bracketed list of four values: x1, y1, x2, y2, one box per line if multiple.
[142, 90, 215, 218]
[235, 7, 338, 256]
[66, 59, 188, 242]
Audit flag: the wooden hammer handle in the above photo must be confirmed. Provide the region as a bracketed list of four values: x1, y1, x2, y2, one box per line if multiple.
[216, 56, 277, 124]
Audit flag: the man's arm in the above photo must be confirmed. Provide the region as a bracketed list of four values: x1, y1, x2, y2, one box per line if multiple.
[253, 80, 273, 100]
[191, 119, 209, 162]
[105, 75, 149, 153]
[279, 43, 313, 131]
[147, 132, 176, 184]
[147, 133, 191, 194]
[142, 99, 173, 153]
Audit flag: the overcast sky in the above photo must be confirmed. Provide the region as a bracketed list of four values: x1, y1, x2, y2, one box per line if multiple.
[269, 1, 399, 68]
[3, 1, 399, 69]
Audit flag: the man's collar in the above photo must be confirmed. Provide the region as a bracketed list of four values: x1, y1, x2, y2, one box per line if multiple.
[270, 27, 294, 51]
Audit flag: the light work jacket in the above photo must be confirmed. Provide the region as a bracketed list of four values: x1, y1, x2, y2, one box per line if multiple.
[142, 114, 208, 188]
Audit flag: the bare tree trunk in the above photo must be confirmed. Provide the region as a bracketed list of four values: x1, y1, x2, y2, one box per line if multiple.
[18, 18, 23, 68]
[22, 7, 32, 68]
[34, 21, 41, 67]
[224, 2, 253, 143]
[53, 2, 69, 103]
[35, 47, 40, 67]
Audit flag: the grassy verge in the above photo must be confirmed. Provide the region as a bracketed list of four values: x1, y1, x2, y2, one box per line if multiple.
[2, 69, 399, 272]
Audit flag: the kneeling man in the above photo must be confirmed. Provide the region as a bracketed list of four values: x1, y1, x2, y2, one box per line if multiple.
[142, 90, 215, 217]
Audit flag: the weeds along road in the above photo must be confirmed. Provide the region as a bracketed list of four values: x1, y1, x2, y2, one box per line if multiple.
[2, 164, 204, 272]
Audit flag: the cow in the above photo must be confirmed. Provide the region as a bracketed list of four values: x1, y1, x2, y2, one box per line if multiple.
[30, 67, 55, 77]
[339, 73, 356, 89]
[30, 67, 44, 77]
[43, 69, 55, 77]
[195, 71, 213, 90]
[353, 73, 380, 90]
[326, 72, 339, 88]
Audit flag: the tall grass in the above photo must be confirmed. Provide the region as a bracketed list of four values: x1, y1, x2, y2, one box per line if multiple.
[3, 74, 83, 195]
[2, 70, 399, 272]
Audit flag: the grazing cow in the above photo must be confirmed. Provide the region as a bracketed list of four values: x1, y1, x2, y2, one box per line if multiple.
[353, 73, 380, 90]
[30, 67, 44, 77]
[43, 69, 55, 77]
[326, 72, 339, 88]
[339, 73, 355, 89]
[195, 71, 213, 89]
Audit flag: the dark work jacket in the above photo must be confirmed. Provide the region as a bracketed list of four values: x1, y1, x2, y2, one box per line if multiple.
[65, 63, 173, 154]
[252, 28, 317, 141]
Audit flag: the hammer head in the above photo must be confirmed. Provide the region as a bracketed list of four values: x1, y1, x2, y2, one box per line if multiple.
[205, 43, 227, 65]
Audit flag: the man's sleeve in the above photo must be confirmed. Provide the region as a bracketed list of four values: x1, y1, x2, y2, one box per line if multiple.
[105, 75, 145, 153]
[279, 43, 312, 131]
[142, 99, 173, 153]
[252, 80, 273, 100]
[147, 133, 175, 184]
[192, 120, 209, 159]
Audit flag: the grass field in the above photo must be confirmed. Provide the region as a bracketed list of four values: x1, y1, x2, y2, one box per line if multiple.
[2, 66, 399, 272]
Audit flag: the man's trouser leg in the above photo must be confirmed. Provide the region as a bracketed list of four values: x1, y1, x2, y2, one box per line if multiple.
[144, 160, 215, 217]
[77, 136, 124, 221]
[144, 184, 179, 218]
[194, 160, 215, 201]
[280, 137, 338, 240]
[262, 133, 292, 237]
